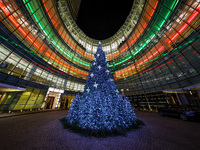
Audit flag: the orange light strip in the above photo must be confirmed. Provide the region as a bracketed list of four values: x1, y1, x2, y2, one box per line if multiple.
[127, 0, 159, 49]
[42, 0, 92, 60]
[108, 0, 158, 60]
[0, 2, 89, 77]
[115, 6, 200, 78]
[0, 2, 43, 50]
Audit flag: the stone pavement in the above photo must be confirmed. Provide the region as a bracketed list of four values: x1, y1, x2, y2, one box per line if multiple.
[0, 110, 199, 150]
[0, 109, 60, 119]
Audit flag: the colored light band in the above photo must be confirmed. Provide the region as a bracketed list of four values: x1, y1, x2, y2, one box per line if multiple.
[115, 34, 199, 78]
[107, 0, 159, 61]
[42, 0, 93, 60]
[23, 0, 90, 67]
[0, 2, 89, 77]
[112, 0, 179, 67]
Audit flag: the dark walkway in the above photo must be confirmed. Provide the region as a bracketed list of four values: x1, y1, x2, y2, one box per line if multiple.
[0, 110, 199, 150]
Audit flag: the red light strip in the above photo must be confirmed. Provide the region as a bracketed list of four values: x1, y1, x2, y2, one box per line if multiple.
[0, 2, 43, 50]
[115, 6, 200, 79]
[42, 0, 158, 60]
[42, 0, 92, 59]
[179, 56, 185, 60]
[168, 6, 200, 44]
[0, 2, 88, 77]
[168, 60, 174, 64]
[128, 0, 159, 46]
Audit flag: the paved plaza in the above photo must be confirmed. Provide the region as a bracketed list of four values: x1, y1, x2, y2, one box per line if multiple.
[0, 110, 199, 150]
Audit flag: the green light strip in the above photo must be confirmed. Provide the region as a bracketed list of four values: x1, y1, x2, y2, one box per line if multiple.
[146, 36, 199, 65]
[23, 0, 179, 69]
[0, 35, 85, 75]
[0, 35, 42, 59]
[113, 0, 179, 66]
[23, 0, 90, 67]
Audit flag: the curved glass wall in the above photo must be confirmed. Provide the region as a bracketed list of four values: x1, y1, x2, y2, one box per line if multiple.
[57, 0, 146, 56]
[0, 0, 200, 97]
[116, 0, 200, 95]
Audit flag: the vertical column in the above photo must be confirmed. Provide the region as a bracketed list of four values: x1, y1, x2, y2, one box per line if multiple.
[25, 65, 36, 80]
[175, 93, 182, 105]
[63, 79, 67, 90]
[180, 93, 189, 105]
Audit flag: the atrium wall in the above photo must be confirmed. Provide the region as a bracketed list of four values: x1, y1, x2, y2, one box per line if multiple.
[0, 0, 200, 111]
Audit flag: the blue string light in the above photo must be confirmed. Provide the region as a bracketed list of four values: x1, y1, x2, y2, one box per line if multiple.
[66, 43, 136, 134]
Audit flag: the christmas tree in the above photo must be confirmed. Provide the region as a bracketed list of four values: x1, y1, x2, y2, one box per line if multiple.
[65, 43, 137, 136]
[66, 93, 81, 125]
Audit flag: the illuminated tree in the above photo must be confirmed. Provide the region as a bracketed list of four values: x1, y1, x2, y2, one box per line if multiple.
[66, 93, 81, 125]
[65, 43, 136, 136]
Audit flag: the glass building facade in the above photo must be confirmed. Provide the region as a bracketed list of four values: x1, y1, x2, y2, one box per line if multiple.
[0, 0, 200, 111]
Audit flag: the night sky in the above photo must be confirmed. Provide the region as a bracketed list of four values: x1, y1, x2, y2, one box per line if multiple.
[76, 0, 134, 40]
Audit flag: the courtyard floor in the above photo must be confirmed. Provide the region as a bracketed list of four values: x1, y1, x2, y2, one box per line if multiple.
[0, 110, 199, 150]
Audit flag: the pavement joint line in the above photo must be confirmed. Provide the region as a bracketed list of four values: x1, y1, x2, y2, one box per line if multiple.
[0, 109, 66, 119]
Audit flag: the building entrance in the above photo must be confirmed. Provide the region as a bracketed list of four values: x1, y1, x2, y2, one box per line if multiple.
[45, 97, 55, 109]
